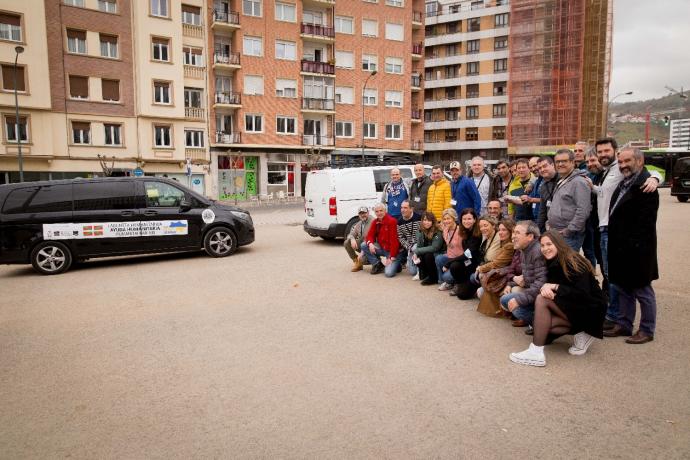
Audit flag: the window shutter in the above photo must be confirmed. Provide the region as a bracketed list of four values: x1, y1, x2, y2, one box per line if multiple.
[69, 75, 89, 98]
[72, 121, 90, 131]
[100, 34, 117, 44]
[0, 13, 21, 26]
[101, 79, 119, 101]
[1, 65, 24, 91]
[181, 5, 200, 14]
[67, 29, 86, 40]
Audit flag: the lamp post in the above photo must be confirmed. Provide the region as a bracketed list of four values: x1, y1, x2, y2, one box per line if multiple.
[606, 90, 633, 137]
[13, 46, 24, 182]
[361, 69, 377, 163]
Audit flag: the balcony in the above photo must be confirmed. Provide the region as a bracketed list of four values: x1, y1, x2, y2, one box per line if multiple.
[182, 22, 203, 38]
[185, 106, 205, 120]
[214, 91, 241, 108]
[300, 59, 335, 75]
[411, 108, 422, 123]
[215, 132, 241, 144]
[411, 74, 422, 90]
[411, 140, 422, 151]
[185, 147, 208, 163]
[184, 64, 205, 79]
[302, 134, 334, 146]
[213, 52, 241, 70]
[300, 23, 335, 42]
[301, 98, 335, 112]
[212, 10, 240, 30]
[412, 43, 423, 60]
[303, 0, 335, 5]
[412, 11, 423, 28]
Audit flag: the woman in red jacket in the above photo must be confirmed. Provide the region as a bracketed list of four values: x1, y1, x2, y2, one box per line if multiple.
[361, 203, 400, 275]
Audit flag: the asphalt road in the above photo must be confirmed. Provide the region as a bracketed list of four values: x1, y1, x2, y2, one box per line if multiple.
[1, 190, 688, 459]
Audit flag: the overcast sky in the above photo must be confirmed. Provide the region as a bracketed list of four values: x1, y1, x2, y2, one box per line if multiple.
[610, 0, 690, 102]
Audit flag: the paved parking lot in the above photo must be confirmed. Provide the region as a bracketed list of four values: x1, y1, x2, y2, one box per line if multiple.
[0, 189, 688, 458]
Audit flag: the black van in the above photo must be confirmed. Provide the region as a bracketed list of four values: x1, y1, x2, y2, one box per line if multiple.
[0, 177, 254, 275]
[671, 157, 690, 202]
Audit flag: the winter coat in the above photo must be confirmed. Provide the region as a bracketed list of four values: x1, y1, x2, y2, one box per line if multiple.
[364, 214, 400, 258]
[397, 213, 421, 251]
[478, 240, 514, 273]
[547, 169, 592, 235]
[506, 239, 546, 307]
[480, 231, 501, 265]
[536, 176, 557, 233]
[414, 230, 445, 256]
[450, 176, 481, 215]
[448, 235, 482, 282]
[346, 216, 373, 246]
[608, 169, 659, 289]
[507, 174, 536, 219]
[409, 175, 433, 212]
[381, 179, 410, 218]
[426, 178, 452, 221]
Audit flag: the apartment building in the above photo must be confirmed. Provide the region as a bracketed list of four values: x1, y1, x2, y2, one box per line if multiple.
[422, 0, 510, 163]
[0, 0, 209, 194]
[207, 0, 425, 200]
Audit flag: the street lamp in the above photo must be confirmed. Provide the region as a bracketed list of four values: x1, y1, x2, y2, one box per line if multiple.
[361, 69, 377, 163]
[13, 46, 24, 182]
[606, 90, 633, 136]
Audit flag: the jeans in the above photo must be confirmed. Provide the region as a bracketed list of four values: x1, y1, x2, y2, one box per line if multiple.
[361, 242, 389, 266]
[388, 249, 418, 278]
[600, 227, 620, 321]
[616, 284, 657, 335]
[582, 220, 598, 268]
[434, 254, 455, 284]
[500, 291, 535, 324]
[563, 230, 586, 252]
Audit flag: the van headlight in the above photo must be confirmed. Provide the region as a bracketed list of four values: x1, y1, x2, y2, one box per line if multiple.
[231, 211, 252, 223]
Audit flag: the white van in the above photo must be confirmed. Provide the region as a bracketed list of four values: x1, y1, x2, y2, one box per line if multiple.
[303, 165, 432, 239]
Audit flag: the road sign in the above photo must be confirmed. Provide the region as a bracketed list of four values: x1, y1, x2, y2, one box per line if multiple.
[133, 167, 144, 177]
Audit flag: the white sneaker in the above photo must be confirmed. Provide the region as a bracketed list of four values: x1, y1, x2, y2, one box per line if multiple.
[438, 282, 452, 291]
[412, 273, 420, 281]
[509, 343, 546, 367]
[569, 332, 595, 356]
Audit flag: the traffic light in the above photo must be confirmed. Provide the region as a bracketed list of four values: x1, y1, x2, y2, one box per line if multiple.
[663, 116, 671, 126]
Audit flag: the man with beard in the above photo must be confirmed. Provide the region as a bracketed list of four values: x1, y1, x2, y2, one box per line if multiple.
[582, 151, 605, 275]
[489, 160, 512, 218]
[535, 156, 558, 233]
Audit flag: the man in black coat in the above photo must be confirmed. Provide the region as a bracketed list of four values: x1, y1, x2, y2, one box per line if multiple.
[604, 148, 659, 344]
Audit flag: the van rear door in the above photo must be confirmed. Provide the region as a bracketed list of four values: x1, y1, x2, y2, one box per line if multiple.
[334, 168, 377, 221]
[305, 170, 335, 230]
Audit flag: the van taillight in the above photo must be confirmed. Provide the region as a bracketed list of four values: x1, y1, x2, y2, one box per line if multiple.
[329, 197, 337, 215]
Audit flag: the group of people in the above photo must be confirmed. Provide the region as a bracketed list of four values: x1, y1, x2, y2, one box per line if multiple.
[344, 138, 660, 367]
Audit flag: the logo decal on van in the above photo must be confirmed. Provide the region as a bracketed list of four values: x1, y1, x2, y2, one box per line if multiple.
[202, 209, 215, 224]
[43, 221, 189, 240]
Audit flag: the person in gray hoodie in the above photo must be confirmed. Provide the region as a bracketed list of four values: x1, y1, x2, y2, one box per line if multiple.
[546, 149, 592, 251]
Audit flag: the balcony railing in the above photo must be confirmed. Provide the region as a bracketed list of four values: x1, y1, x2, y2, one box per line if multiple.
[411, 140, 422, 150]
[411, 108, 422, 120]
[213, 10, 240, 26]
[185, 148, 207, 162]
[182, 23, 203, 38]
[215, 132, 241, 144]
[302, 135, 334, 146]
[300, 23, 335, 38]
[215, 91, 241, 105]
[302, 98, 335, 111]
[426, 0, 508, 17]
[412, 11, 423, 23]
[411, 74, 422, 87]
[412, 43, 423, 55]
[214, 52, 241, 66]
[301, 59, 335, 75]
[185, 106, 205, 120]
[184, 65, 205, 79]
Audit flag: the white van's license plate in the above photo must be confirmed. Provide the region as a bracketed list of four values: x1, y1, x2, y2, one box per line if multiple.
[306, 208, 314, 217]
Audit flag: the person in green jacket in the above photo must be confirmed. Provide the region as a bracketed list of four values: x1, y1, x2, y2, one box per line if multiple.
[412, 211, 446, 285]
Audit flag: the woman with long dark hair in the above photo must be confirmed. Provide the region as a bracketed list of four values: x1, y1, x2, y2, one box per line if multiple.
[509, 230, 606, 367]
[447, 208, 482, 297]
[413, 212, 445, 285]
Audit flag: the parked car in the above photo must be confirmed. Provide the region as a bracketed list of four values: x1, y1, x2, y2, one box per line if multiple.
[303, 165, 433, 240]
[0, 177, 254, 275]
[671, 157, 690, 202]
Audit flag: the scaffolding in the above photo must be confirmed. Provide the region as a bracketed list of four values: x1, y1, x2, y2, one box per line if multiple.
[507, 0, 611, 151]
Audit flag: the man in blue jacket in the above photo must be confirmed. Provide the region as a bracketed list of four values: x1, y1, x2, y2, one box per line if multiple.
[449, 161, 481, 215]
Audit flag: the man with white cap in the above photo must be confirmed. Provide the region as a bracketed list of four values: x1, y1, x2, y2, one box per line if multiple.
[344, 206, 373, 272]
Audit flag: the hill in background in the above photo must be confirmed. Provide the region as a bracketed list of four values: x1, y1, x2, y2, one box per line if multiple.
[608, 92, 689, 145]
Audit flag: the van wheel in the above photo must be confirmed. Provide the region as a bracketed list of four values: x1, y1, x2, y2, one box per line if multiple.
[204, 227, 237, 257]
[30, 241, 73, 275]
[678, 196, 688, 203]
[344, 217, 359, 239]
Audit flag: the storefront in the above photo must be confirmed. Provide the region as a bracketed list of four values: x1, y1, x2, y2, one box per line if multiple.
[217, 155, 258, 201]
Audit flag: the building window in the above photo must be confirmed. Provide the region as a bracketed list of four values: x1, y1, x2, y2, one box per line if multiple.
[446, 43, 459, 56]
[446, 108, 458, 121]
[335, 50, 354, 69]
[447, 21, 459, 33]
[467, 61, 479, 75]
[466, 84, 479, 98]
[243, 75, 264, 95]
[153, 81, 171, 104]
[445, 65, 458, 79]
[276, 116, 296, 134]
[445, 87, 456, 99]
[466, 106, 479, 119]
[495, 13, 509, 28]
[275, 40, 296, 60]
[69, 75, 89, 99]
[493, 104, 506, 118]
[363, 88, 377, 106]
[243, 35, 262, 56]
[362, 54, 377, 72]
[335, 86, 353, 104]
[385, 124, 401, 140]
[5, 115, 28, 143]
[384, 57, 403, 74]
[185, 129, 204, 147]
[150, 0, 169, 17]
[385, 0, 403, 6]
[276, 78, 297, 98]
[335, 121, 353, 138]
[384, 90, 402, 108]
[99, 34, 118, 58]
[494, 36, 508, 50]
[183, 47, 203, 66]
[98, 0, 117, 13]
[101, 79, 120, 101]
[494, 58, 508, 73]
[154, 125, 172, 147]
[494, 81, 507, 96]
[243, 0, 262, 17]
[0, 13, 22, 42]
[1, 64, 25, 92]
[445, 129, 457, 142]
[184, 87, 203, 108]
[385, 22, 403, 41]
[245, 114, 263, 132]
[64, 0, 85, 6]
[468, 17, 480, 32]
[335, 16, 353, 34]
[466, 127, 478, 141]
[467, 39, 479, 54]
[152, 37, 170, 62]
[363, 122, 376, 139]
[66, 29, 87, 54]
[182, 5, 202, 25]
[275, 2, 295, 22]
[493, 126, 506, 140]
[104, 124, 121, 145]
[72, 121, 90, 144]
[362, 19, 378, 37]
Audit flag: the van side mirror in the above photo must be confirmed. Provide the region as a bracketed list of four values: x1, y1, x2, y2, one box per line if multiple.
[179, 199, 192, 212]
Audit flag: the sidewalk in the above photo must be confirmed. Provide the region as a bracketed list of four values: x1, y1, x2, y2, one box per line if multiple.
[219, 196, 304, 210]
